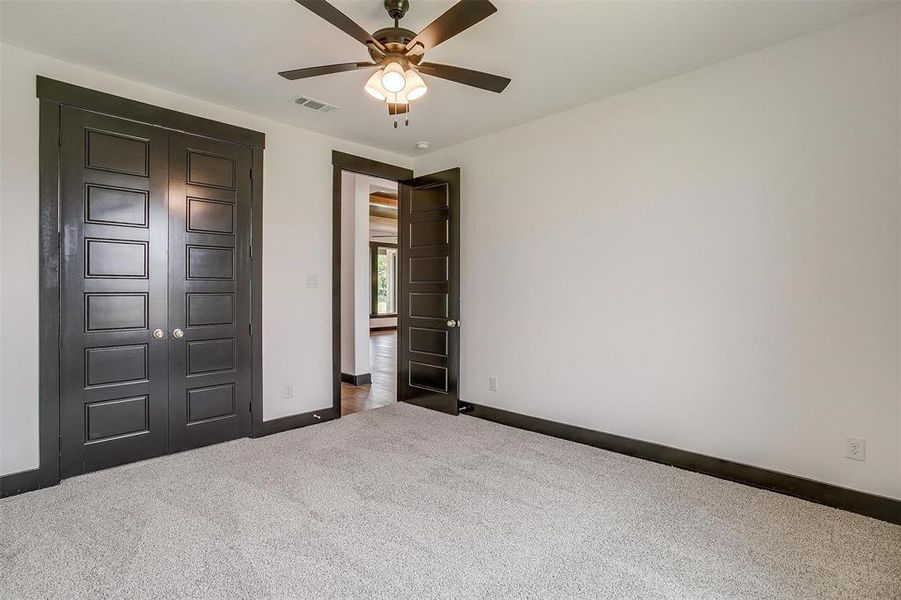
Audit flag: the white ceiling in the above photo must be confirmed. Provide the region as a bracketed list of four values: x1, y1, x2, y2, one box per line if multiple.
[0, 0, 890, 156]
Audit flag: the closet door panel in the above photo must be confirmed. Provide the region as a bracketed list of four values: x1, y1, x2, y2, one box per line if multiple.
[167, 133, 252, 450]
[59, 107, 170, 477]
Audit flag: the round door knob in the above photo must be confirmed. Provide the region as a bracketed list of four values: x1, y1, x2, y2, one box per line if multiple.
[447, 320, 458, 328]
[172, 328, 185, 339]
[152, 328, 165, 339]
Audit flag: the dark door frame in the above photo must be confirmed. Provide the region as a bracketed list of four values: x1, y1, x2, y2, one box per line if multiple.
[331, 152, 413, 416]
[0, 77, 265, 498]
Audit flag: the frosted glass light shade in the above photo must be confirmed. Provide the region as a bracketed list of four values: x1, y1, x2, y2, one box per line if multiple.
[404, 69, 427, 100]
[381, 62, 406, 93]
[364, 70, 387, 101]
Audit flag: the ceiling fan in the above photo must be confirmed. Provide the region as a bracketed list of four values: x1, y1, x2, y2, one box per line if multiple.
[279, 0, 511, 127]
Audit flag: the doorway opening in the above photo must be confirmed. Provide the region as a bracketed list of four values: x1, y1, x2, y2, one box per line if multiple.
[339, 171, 399, 415]
[331, 151, 461, 419]
[330, 152, 412, 418]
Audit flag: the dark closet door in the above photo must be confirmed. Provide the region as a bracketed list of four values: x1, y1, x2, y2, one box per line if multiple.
[397, 169, 461, 415]
[59, 107, 170, 477]
[167, 133, 253, 451]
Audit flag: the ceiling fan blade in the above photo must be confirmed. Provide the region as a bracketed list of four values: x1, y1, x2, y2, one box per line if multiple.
[294, 0, 385, 52]
[278, 62, 376, 81]
[417, 62, 511, 93]
[405, 0, 497, 52]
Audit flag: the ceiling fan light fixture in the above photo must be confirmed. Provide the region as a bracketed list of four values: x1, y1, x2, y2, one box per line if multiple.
[404, 69, 428, 100]
[283, 0, 511, 128]
[364, 69, 388, 101]
[381, 61, 406, 93]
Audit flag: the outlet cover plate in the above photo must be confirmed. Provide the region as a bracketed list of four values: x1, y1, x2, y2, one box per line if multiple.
[845, 437, 866, 461]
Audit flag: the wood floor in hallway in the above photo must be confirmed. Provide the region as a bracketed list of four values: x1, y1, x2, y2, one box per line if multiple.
[341, 329, 396, 416]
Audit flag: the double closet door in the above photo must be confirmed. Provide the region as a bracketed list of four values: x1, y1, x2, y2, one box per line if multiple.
[59, 107, 253, 478]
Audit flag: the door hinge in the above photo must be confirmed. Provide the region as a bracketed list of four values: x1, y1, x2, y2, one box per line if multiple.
[248, 323, 252, 337]
[249, 401, 253, 414]
[249, 168, 253, 181]
[58, 436, 62, 456]
[249, 246, 252, 259]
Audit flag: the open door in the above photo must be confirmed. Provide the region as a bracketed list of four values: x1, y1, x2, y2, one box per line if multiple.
[397, 168, 460, 415]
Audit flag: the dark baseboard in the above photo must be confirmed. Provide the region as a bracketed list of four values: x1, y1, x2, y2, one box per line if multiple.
[466, 403, 901, 525]
[341, 372, 372, 385]
[252, 407, 339, 438]
[370, 326, 397, 332]
[1, 468, 57, 498]
[4, 406, 339, 497]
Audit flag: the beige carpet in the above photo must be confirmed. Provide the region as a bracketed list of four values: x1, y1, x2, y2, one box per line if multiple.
[1, 403, 899, 599]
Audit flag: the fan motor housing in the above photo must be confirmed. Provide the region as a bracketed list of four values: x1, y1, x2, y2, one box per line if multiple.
[369, 27, 422, 64]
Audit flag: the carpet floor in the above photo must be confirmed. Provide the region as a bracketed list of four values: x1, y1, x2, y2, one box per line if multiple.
[1, 403, 899, 599]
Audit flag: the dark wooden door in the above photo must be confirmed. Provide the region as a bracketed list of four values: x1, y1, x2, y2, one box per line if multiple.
[397, 169, 461, 415]
[59, 107, 170, 477]
[167, 133, 253, 451]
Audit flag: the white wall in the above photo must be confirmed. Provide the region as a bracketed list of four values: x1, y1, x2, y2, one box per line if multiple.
[897, 5, 901, 497]
[415, 8, 901, 500]
[340, 171, 357, 376]
[339, 171, 377, 377]
[353, 176, 374, 375]
[0, 43, 411, 476]
[896, 4, 901, 498]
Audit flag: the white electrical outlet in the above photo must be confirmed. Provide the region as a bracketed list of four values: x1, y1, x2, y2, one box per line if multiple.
[845, 437, 866, 461]
[283, 384, 294, 400]
[488, 376, 497, 392]
[305, 274, 320, 288]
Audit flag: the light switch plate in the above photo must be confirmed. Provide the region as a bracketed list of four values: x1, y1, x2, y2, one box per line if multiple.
[305, 274, 319, 288]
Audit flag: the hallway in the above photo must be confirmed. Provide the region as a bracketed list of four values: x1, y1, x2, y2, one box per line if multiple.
[341, 330, 396, 416]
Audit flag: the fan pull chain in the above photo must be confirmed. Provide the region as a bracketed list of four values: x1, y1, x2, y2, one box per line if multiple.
[393, 92, 398, 128]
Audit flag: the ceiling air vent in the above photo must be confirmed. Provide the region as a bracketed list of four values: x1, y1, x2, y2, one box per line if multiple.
[293, 96, 338, 113]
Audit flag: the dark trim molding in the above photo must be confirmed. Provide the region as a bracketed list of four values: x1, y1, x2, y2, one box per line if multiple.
[7, 98, 66, 498]
[0, 469, 45, 498]
[467, 403, 901, 525]
[37, 77, 265, 148]
[370, 325, 397, 331]
[331, 152, 412, 417]
[341, 372, 372, 386]
[250, 148, 265, 436]
[332, 151, 412, 181]
[252, 407, 339, 438]
[331, 166, 343, 418]
[37, 98, 62, 490]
